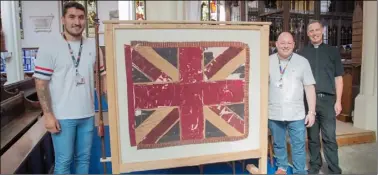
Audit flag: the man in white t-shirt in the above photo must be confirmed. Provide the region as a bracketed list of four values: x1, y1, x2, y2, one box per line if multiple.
[268, 32, 316, 174]
[33, 2, 106, 174]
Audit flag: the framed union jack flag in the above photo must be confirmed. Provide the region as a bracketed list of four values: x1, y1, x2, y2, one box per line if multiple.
[103, 21, 271, 174]
[124, 41, 250, 149]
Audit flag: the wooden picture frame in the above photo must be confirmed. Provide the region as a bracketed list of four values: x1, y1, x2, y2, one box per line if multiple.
[102, 20, 271, 174]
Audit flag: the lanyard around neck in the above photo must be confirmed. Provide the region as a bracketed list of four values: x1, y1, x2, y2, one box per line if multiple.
[63, 33, 83, 75]
[278, 54, 293, 79]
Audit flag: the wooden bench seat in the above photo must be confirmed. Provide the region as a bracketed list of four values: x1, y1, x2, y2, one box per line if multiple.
[0, 116, 49, 174]
[2, 78, 37, 102]
[0, 79, 54, 174]
[0, 93, 43, 154]
[3, 78, 35, 93]
[1, 110, 41, 154]
[23, 88, 37, 98]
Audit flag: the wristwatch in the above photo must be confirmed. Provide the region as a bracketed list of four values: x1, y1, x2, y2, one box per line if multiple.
[308, 111, 316, 116]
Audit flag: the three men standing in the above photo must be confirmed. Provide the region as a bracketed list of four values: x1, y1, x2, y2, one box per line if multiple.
[32, 3, 341, 174]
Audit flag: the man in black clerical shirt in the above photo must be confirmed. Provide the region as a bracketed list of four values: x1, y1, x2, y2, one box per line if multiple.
[298, 20, 344, 174]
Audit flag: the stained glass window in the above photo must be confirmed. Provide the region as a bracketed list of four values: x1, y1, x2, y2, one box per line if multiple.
[18, 0, 24, 39]
[135, 0, 146, 20]
[210, 0, 218, 21]
[201, 1, 209, 21]
[230, 1, 241, 21]
[201, 0, 219, 21]
[61, 0, 98, 38]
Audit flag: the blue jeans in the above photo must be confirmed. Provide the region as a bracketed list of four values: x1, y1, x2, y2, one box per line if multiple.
[269, 119, 307, 174]
[51, 116, 94, 174]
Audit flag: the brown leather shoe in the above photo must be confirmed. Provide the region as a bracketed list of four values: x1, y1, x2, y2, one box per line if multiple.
[275, 168, 287, 174]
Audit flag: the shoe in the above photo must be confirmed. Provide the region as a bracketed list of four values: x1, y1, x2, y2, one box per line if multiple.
[275, 168, 286, 174]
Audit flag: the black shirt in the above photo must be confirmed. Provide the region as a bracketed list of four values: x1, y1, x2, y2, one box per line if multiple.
[298, 43, 344, 95]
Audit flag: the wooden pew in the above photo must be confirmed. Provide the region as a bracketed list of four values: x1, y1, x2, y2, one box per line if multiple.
[0, 77, 6, 86]
[1, 78, 41, 154]
[337, 61, 361, 122]
[3, 78, 37, 98]
[1, 116, 54, 174]
[0, 78, 54, 174]
[0, 91, 42, 154]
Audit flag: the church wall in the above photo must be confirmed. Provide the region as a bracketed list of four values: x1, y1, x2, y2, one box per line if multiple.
[145, 1, 182, 21]
[21, 1, 61, 48]
[20, 1, 202, 48]
[20, 1, 118, 48]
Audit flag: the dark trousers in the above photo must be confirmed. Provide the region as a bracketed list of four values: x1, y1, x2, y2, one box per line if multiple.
[305, 93, 342, 174]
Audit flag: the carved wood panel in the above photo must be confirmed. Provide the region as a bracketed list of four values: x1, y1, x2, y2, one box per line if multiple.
[352, 2, 363, 62]
[338, 70, 353, 122]
[337, 1, 363, 123]
[338, 63, 361, 122]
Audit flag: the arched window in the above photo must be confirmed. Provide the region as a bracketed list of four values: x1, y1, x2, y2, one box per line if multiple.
[61, 0, 98, 38]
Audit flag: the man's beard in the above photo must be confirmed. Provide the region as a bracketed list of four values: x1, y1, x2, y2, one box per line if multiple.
[64, 26, 84, 37]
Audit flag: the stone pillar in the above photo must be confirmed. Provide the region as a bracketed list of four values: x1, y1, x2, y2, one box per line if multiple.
[184, 1, 201, 21]
[1, 1, 24, 84]
[119, 1, 195, 22]
[118, 1, 133, 20]
[353, 1, 377, 137]
[146, 1, 182, 21]
[176, 1, 184, 21]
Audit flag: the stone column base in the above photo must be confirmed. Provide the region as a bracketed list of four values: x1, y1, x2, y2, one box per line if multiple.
[353, 94, 377, 139]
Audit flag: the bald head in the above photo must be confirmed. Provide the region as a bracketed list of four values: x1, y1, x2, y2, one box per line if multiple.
[275, 32, 295, 59]
[277, 32, 294, 43]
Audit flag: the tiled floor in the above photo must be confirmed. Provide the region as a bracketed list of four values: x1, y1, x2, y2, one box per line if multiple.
[89, 126, 377, 174]
[317, 143, 377, 174]
[93, 95, 377, 174]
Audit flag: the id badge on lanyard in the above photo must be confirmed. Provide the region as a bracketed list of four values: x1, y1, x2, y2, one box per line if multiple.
[277, 54, 292, 88]
[63, 33, 85, 86]
[75, 72, 85, 85]
[276, 79, 283, 88]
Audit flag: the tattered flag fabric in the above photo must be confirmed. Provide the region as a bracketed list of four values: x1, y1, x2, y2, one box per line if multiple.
[124, 41, 250, 149]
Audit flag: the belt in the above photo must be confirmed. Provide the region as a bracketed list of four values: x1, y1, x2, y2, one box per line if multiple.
[317, 93, 326, 98]
[317, 93, 334, 98]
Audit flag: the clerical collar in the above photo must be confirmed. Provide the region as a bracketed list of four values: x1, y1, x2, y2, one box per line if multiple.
[311, 42, 323, 48]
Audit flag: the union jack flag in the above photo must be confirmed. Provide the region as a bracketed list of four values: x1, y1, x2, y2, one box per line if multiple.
[124, 41, 250, 149]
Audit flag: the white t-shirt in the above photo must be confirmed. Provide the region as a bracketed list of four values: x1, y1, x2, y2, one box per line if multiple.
[268, 53, 316, 121]
[33, 34, 103, 120]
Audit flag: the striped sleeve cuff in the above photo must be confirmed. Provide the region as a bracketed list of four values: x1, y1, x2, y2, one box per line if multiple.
[33, 66, 54, 80]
